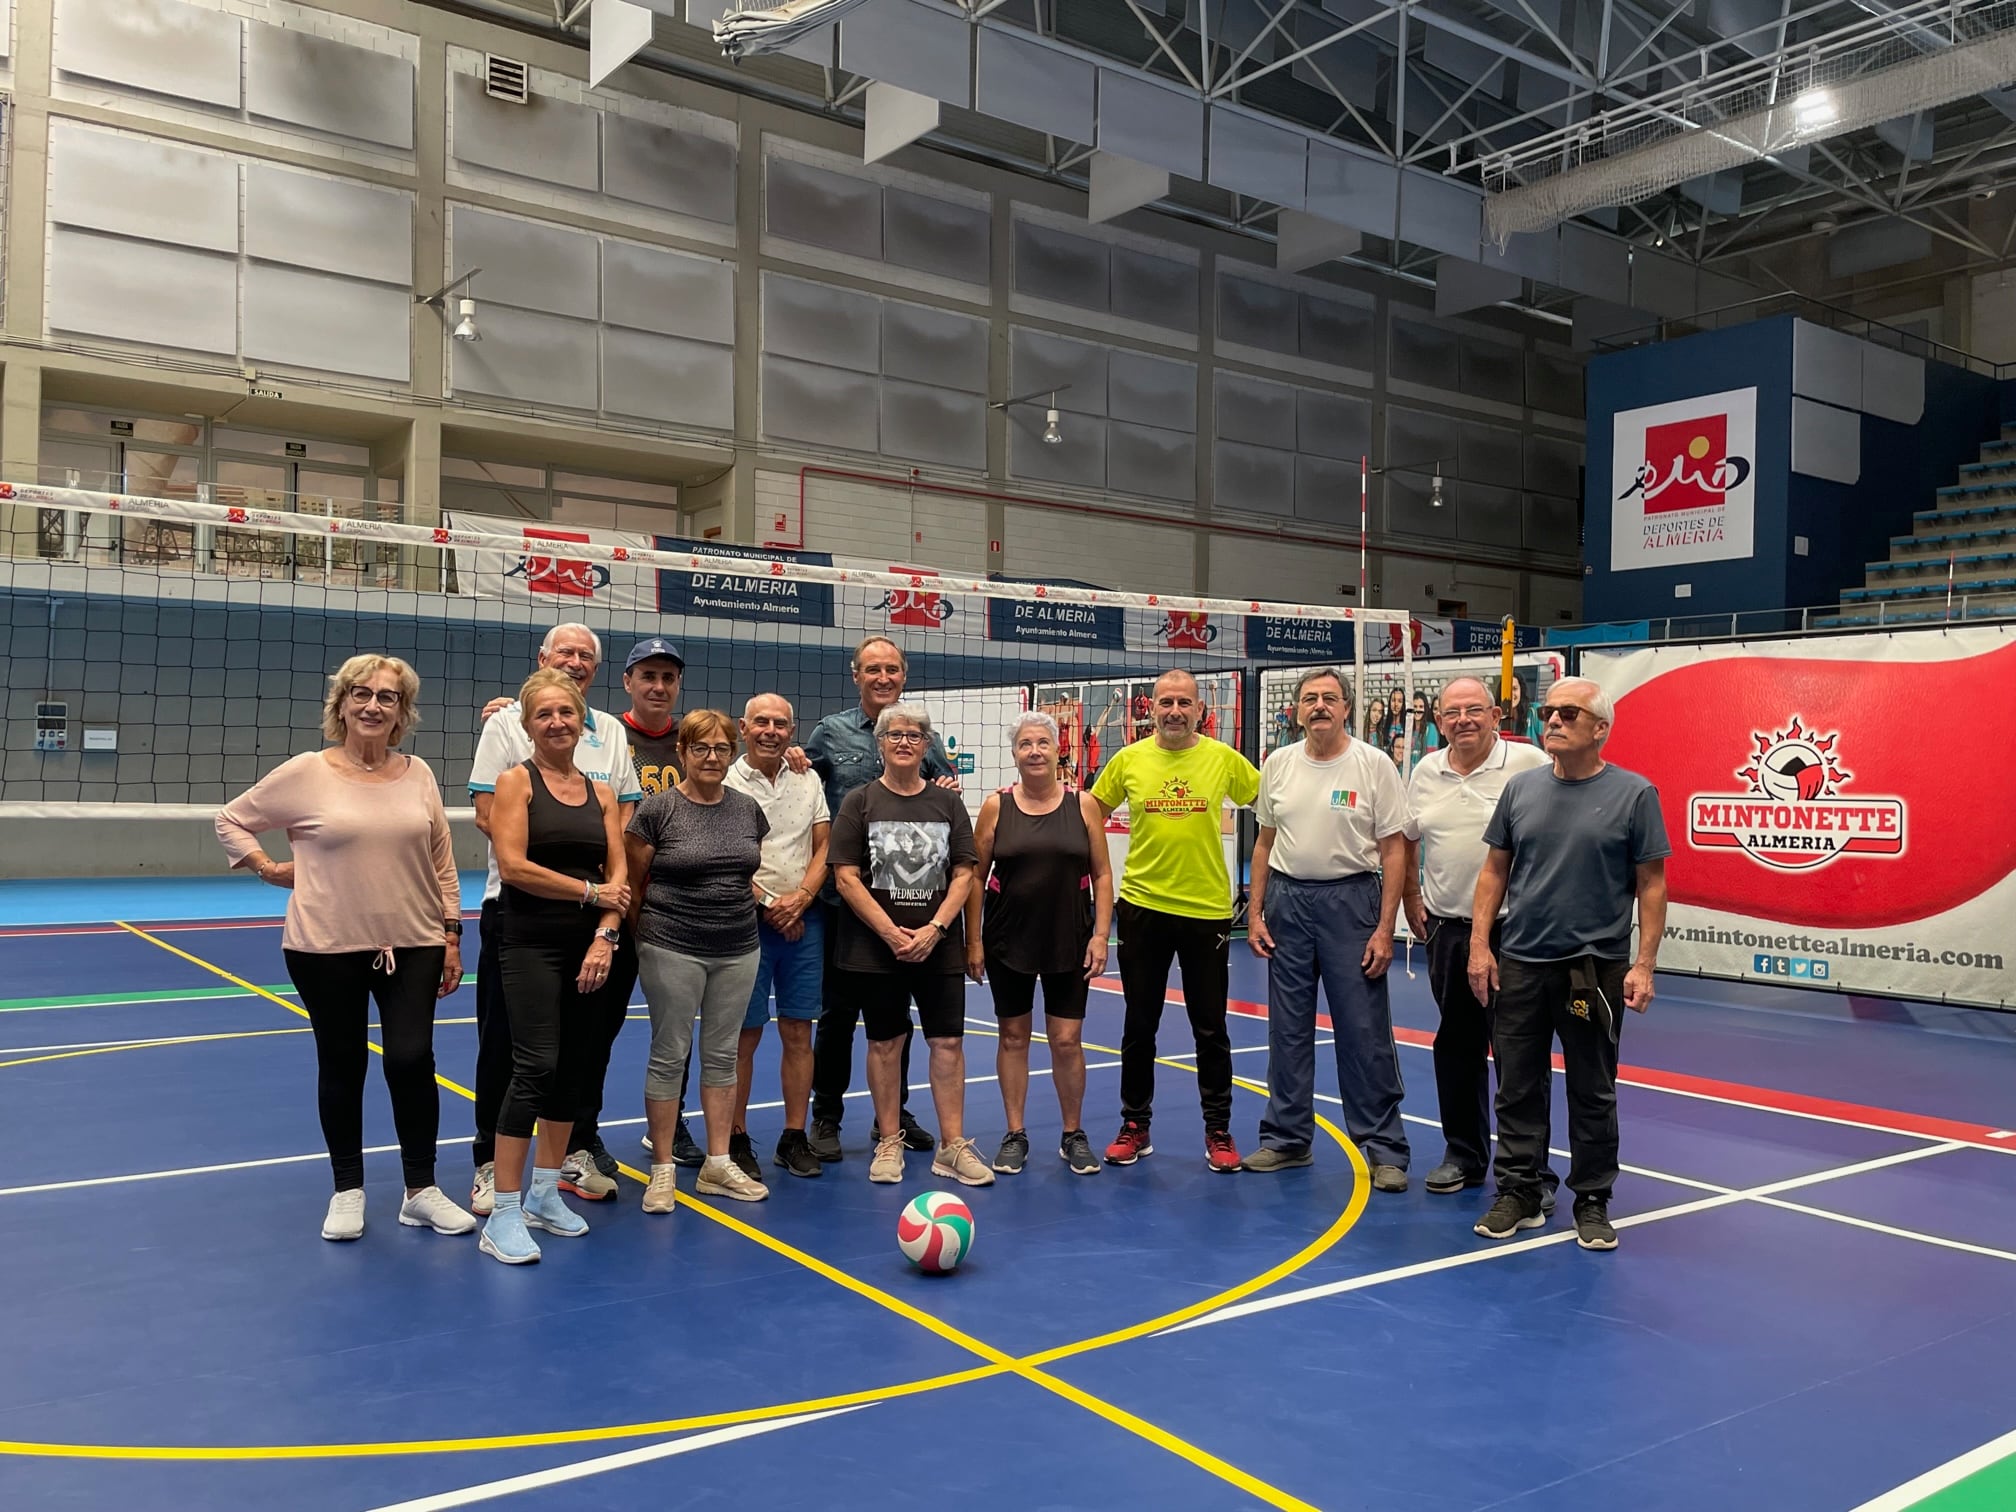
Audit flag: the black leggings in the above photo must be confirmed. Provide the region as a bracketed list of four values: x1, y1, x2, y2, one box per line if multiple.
[495, 919, 601, 1141]
[284, 947, 445, 1193]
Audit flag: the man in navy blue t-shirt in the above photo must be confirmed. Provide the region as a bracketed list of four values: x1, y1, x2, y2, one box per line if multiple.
[1467, 677, 1670, 1253]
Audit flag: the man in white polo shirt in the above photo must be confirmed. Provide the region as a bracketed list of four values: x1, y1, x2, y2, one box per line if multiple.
[1244, 667, 1410, 1187]
[724, 692, 832, 1181]
[465, 622, 641, 1216]
[1401, 675, 1553, 1201]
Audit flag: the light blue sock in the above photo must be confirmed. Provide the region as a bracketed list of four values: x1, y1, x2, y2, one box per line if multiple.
[530, 1166, 561, 1199]
[491, 1188, 521, 1213]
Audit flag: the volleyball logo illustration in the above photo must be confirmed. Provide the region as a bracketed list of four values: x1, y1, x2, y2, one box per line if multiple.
[1688, 717, 1904, 872]
[897, 1191, 974, 1274]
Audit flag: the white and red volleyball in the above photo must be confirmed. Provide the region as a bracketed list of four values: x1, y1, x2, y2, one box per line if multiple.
[897, 1191, 974, 1274]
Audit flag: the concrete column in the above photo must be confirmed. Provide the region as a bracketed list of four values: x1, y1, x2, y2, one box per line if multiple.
[411, 28, 452, 403]
[5, 0, 56, 347]
[2, 362, 46, 559]
[727, 106, 763, 546]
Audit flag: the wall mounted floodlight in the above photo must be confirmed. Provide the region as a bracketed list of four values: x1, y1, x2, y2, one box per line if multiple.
[992, 385, 1074, 446]
[419, 270, 484, 343]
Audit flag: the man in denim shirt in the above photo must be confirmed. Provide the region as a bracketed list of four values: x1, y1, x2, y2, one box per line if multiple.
[803, 636, 959, 1161]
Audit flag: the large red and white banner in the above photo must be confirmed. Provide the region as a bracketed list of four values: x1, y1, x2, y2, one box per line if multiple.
[1587, 627, 2016, 1010]
[444, 515, 659, 611]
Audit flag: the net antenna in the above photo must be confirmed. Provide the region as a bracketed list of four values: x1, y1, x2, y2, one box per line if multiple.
[1480, 0, 2016, 243]
[712, 0, 875, 61]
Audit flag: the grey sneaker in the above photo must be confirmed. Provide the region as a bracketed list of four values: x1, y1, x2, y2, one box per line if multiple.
[560, 1150, 617, 1202]
[1424, 1161, 1485, 1194]
[808, 1118, 844, 1163]
[993, 1130, 1030, 1174]
[1059, 1129, 1100, 1176]
[932, 1137, 996, 1187]
[1574, 1197, 1618, 1251]
[1474, 1191, 1545, 1240]
[1243, 1146, 1314, 1172]
[775, 1129, 823, 1179]
[869, 1133, 906, 1184]
[1370, 1164, 1410, 1192]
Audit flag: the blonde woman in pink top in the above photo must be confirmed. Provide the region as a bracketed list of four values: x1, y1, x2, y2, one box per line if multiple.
[216, 654, 475, 1244]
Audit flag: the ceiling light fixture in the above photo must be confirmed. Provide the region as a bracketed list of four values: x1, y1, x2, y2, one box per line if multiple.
[451, 297, 482, 343]
[1794, 88, 1837, 132]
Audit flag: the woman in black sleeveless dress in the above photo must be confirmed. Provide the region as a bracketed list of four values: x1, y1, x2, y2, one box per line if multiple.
[963, 712, 1114, 1176]
[483, 668, 630, 1265]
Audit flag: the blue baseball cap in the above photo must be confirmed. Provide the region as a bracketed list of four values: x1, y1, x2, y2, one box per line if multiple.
[624, 637, 686, 672]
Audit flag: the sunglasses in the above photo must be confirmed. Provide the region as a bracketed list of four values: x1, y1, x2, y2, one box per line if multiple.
[1536, 704, 1593, 725]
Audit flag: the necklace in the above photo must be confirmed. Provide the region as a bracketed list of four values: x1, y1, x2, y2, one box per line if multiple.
[343, 748, 384, 772]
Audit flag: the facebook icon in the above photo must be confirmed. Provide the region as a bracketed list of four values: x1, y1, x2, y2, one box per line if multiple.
[1754, 954, 1775, 975]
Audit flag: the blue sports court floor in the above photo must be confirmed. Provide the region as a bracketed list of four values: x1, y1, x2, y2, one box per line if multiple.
[2, 875, 2014, 1512]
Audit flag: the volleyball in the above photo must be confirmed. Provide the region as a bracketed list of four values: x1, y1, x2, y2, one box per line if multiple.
[897, 1191, 974, 1274]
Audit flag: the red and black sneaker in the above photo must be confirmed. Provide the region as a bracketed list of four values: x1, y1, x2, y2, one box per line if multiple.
[1104, 1119, 1153, 1166]
[1204, 1129, 1242, 1173]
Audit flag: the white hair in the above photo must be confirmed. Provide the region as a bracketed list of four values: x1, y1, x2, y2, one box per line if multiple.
[540, 622, 602, 659]
[1010, 711, 1059, 747]
[743, 692, 795, 723]
[873, 702, 933, 739]
[1548, 677, 1615, 725]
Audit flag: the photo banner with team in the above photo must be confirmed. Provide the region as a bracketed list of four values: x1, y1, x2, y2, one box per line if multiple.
[1586, 627, 2016, 1011]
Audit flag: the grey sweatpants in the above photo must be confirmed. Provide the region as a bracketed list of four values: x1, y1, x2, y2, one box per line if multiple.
[637, 941, 761, 1102]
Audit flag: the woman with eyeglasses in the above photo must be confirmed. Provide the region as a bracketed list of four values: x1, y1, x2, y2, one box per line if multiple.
[627, 710, 772, 1212]
[216, 654, 474, 1244]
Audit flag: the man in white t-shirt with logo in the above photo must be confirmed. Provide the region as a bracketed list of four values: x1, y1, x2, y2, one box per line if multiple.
[466, 622, 641, 1216]
[1245, 667, 1410, 1187]
[1400, 676, 1555, 1205]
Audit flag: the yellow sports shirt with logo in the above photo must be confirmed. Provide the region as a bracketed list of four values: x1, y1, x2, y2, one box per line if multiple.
[1091, 736, 1261, 920]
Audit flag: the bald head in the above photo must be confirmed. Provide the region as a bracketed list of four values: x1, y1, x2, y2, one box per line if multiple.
[1151, 668, 1204, 749]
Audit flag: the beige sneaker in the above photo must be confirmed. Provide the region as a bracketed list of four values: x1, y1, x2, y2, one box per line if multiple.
[642, 1163, 678, 1214]
[931, 1137, 996, 1187]
[869, 1132, 906, 1183]
[697, 1155, 770, 1203]
[561, 1150, 618, 1202]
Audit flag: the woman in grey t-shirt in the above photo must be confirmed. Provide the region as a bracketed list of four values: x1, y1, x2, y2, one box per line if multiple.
[626, 710, 770, 1212]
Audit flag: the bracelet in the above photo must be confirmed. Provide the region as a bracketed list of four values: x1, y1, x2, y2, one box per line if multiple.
[582, 879, 600, 907]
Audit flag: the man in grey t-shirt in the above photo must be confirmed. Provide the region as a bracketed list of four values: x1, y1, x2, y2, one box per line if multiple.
[1467, 677, 1670, 1253]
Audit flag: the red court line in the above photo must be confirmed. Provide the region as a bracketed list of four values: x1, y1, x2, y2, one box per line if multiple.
[1093, 977, 2016, 1153]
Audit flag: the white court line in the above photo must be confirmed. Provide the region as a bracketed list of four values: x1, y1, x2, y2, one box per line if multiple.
[1753, 1194, 2016, 1265]
[1846, 1422, 2016, 1512]
[1164, 1140, 1973, 1335]
[0, 1018, 481, 1056]
[359, 1406, 864, 1512]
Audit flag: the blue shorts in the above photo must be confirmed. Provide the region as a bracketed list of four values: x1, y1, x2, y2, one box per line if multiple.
[743, 908, 823, 1029]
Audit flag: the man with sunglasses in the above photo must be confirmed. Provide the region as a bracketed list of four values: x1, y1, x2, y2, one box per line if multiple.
[1467, 678, 1669, 1252]
[1401, 677, 1554, 1204]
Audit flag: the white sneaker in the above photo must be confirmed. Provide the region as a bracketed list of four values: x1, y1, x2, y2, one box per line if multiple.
[470, 1162, 495, 1217]
[399, 1185, 477, 1235]
[560, 1150, 617, 1201]
[869, 1133, 906, 1184]
[696, 1155, 770, 1203]
[642, 1163, 678, 1215]
[322, 1188, 366, 1241]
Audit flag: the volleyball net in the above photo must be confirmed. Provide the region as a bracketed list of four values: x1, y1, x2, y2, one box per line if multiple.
[0, 480, 1560, 817]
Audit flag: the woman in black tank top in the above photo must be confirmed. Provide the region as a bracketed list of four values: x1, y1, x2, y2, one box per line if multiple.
[481, 669, 631, 1266]
[961, 712, 1115, 1176]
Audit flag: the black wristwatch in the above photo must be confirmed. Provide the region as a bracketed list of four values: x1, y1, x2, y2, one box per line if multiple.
[442, 919, 464, 937]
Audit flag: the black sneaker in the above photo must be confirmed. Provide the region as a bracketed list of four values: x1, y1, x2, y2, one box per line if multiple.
[899, 1109, 936, 1153]
[728, 1131, 765, 1184]
[584, 1136, 619, 1181]
[1474, 1191, 1546, 1241]
[672, 1118, 704, 1168]
[993, 1130, 1030, 1174]
[807, 1118, 843, 1162]
[1573, 1197, 1618, 1251]
[775, 1129, 823, 1179]
[1059, 1129, 1100, 1176]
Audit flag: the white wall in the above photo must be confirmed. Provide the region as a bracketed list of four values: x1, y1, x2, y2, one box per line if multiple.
[1002, 503, 1195, 593]
[798, 471, 990, 571]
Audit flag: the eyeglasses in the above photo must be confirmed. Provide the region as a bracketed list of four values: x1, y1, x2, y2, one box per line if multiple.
[684, 743, 736, 759]
[1536, 704, 1591, 725]
[1438, 705, 1494, 721]
[881, 730, 927, 745]
[346, 687, 402, 709]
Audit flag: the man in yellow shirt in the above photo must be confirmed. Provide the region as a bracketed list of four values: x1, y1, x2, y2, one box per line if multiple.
[1091, 669, 1261, 1172]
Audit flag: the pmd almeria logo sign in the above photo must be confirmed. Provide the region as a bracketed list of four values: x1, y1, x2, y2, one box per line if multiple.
[1689, 717, 1905, 871]
[1611, 387, 1758, 573]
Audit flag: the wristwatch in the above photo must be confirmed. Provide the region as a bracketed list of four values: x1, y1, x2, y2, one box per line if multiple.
[442, 919, 464, 937]
[594, 925, 622, 946]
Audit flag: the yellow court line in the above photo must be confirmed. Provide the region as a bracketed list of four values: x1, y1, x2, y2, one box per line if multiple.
[14, 928, 1365, 1510]
[0, 1027, 313, 1073]
[115, 922, 477, 1101]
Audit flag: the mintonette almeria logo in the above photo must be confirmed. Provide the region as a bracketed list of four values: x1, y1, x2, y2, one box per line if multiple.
[1610, 387, 1757, 572]
[1689, 717, 1905, 871]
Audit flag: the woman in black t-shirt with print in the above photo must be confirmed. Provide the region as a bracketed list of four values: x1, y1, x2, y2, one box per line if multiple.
[830, 703, 988, 1189]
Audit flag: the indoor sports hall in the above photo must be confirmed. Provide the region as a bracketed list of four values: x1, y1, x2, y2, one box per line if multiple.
[4, 3, 2016, 1512]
